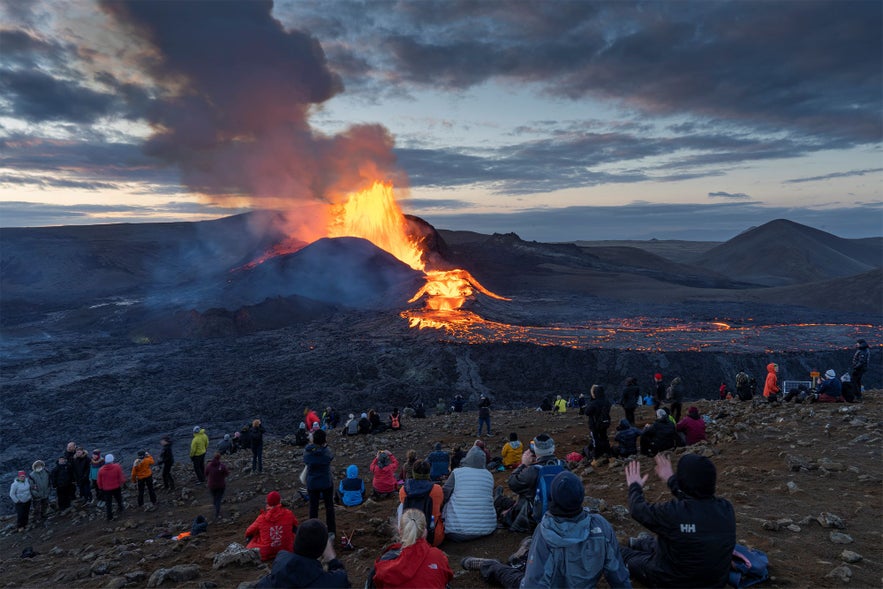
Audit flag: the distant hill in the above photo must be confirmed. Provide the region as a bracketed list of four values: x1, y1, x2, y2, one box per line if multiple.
[693, 219, 882, 286]
[572, 238, 720, 264]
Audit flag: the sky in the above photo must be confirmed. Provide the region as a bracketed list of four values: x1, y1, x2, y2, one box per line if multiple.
[0, 0, 881, 241]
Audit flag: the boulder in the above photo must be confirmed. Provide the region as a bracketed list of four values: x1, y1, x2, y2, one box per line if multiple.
[840, 550, 862, 563]
[147, 564, 200, 587]
[212, 543, 261, 570]
[829, 532, 854, 544]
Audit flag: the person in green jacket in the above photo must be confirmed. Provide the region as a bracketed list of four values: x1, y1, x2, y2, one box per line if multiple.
[190, 426, 208, 483]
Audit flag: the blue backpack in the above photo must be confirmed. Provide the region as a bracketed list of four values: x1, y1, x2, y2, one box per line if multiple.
[531, 462, 565, 523]
[729, 544, 769, 588]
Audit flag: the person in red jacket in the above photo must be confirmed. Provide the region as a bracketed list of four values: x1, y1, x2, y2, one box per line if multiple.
[676, 407, 707, 445]
[368, 508, 453, 588]
[304, 407, 321, 431]
[97, 453, 126, 521]
[370, 450, 399, 499]
[205, 453, 229, 520]
[246, 491, 299, 561]
[763, 363, 780, 402]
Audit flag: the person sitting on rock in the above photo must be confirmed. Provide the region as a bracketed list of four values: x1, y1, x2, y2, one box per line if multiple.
[357, 413, 371, 435]
[452, 394, 465, 413]
[218, 434, 234, 455]
[256, 518, 350, 588]
[414, 401, 426, 419]
[397, 450, 418, 483]
[474, 439, 493, 466]
[613, 419, 642, 458]
[676, 407, 707, 446]
[388, 408, 402, 431]
[495, 433, 566, 533]
[304, 407, 321, 432]
[343, 414, 359, 436]
[435, 397, 447, 416]
[840, 373, 855, 403]
[621, 454, 735, 588]
[322, 406, 340, 430]
[336, 465, 365, 507]
[450, 446, 467, 470]
[398, 460, 445, 546]
[461, 470, 632, 588]
[734, 371, 753, 401]
[815, 369, 843, 403]
[368, 508, 453, 588]
[370, 450, 399, 499]
[501, 432, 523, 469]
[368, 409, 386, 433]
[442, 446, 496, 542]
[246, 491, 299, 561]
[640, 409, 679, 456]
[294, 423, 310, 447]
[426, 443, 450, 482]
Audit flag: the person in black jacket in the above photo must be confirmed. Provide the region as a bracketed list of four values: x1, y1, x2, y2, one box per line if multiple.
[250, 419, 266, 473]
[640, 410, 678, 456]
[621, 454, 736, 588]
[666, 376, 685, 422]
[851, 339, 870, 401]
[158, 436, 175, 491]
[50, 456, 77, 511]
[256, 518, 351, 588]
[586, 385, 612, 462]
[477, 394, 492, 436]
[71, 447, 92, 504]
[620, 377, 640, 425]
[303, 429, 336, 537]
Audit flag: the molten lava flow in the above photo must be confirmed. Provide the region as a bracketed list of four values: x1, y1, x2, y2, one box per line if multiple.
[409, 269, 510, 311]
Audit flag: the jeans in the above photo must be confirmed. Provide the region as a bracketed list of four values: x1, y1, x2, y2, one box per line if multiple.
[137, 477, 157, 506]
[104, 487, 124, 520]
[162, 462, 175, 490]
[308, 487, 336, 535]
[15, 501, 30, 529]
[78, 479, 92, 502]
[210, 487, 225, 518]
[252, 443, 263, 473]
[192, 454, 206, 482]
[478, 415, 491, 435]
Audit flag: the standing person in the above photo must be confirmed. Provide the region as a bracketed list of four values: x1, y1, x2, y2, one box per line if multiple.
[131, 450, 158, 510]
[586, 384, 612, 464]
[89, 450, 104, 506]
[303, 429, 336, 538]
[190, 426, 208, 484]
[676, 407, 707, 445]
[621, 377, 640, 426]
[477, 394, 492, 436]
[652, 373, 665, 412]
[9, 470, 32, 532]
[251, 419, 266, 474]
[205, 452, 229, 520]
[97, 454, 125, 521]
[851, 339, 870, 400]
[157, 436, 175, 491]
[29, 460, 50, 522]
[50, 455, 76, 512]
[734, 371, 753, 401]
[246, 491, 299, 561]
[369, 450, 400, 499]
[666, 376, 684, 423]
[71, 447, 92, 505]
[255, 519, 351, 588]
[763, 363, 780, 402]
[621, 454, 736, 588]
[461, 471, 632, 589]
[577, 392, 587, 415]
[368, 509, 453, 589]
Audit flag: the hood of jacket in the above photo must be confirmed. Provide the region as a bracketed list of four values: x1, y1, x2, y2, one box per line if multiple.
[767, 363, 777, 373]
[507, 440, 522, 451]
[373, 540, 433, 586]
[461, 446, 487, 469]
[346, 465, 359, 479]
[263, 505, 293, 524]
[403, 478, 434, 497]
[538, 510, 592, 548]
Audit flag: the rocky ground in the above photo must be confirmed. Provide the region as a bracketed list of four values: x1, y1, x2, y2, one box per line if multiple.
[1, 396, 881, 588]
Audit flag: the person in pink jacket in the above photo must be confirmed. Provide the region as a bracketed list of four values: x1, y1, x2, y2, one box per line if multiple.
[97, 453, 126, 521]
[676, 407, 707, 445]
[370, 450, 399, 499]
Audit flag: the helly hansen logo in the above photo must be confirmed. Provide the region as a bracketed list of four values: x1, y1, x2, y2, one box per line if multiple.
[680, 523, 696, 533]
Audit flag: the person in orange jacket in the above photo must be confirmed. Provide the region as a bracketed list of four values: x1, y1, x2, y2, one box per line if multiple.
[246, 491, 299, 561]
[131, 450, 157, 509]
[397, 460, 445, 547]
[763, 363, 780, 402]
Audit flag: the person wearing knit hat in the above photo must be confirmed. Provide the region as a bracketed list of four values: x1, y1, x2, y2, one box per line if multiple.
[255, 519, 351, 588]
[676, 407, 707, 446]
[494, 433, 565, 533]
[840, 372, 856, 403]
[652, 373, 666, 412]
[462, 470, 631, 587]
[816, 367, 844, 403]
[397, 460, 446, 546]
[640, 408, 679, 457]
[30, 459, 51, 521]
[97, 452, 126, 521]
[622, 454, 735, 588]
[9, 470, 32, 532]
[586, 384, 613, 464]
[245, 490, 299, 561]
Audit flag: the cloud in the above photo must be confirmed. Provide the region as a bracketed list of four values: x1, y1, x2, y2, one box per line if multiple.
[784, 167, 883, 184]
[401, 197, 476, 211]
[0, 200, 246, 227]
[0, 173, 119, 191]
[708, 191, 750, 199]
[0, 69, 120, 123]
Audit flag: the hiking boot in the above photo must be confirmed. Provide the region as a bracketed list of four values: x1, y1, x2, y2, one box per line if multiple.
[507, 536, 532, 565]
[461, 557, 493, 571]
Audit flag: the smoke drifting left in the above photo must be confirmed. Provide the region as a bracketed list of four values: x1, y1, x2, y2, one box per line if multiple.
[100, 0, 404, 234]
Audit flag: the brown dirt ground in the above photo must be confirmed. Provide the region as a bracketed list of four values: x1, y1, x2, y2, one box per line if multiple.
[1, 394, 881, 588]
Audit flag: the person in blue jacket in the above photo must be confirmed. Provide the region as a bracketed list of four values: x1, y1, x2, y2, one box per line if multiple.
[335, 464, 365, 507]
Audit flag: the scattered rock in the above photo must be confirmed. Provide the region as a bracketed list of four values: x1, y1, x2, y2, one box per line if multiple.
[104, 578, 126, 589]
[785, 455, 814, 471]
[212, 543, 261, 570]
[829, 532, 854, 544]
[761, 520, 780, 531]
[786, 524, 801, 532]
[147, 564, 200, 587]
[786, 481, 800, 494]
[817, 512, 845, 529]
[826, 565, 852, 583]
[840, 550, 862, 563]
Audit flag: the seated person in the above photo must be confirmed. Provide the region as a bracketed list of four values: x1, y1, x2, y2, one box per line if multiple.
[369, 450, 399, 499]
[816, 369, 843, 403]
[397, 450, 418, 483]
[256, 519, 350, 588]
[343, 414, 359, 436]
[397, 460, 445, 546]
[357, 413, 371, 435]
[675, 407, 707, 446]
[640, 409, 678, 456]
[442, 447, 497, 542]
[246, 491, 299, 562]
[450, 446, 467, 470]
[501, 433, 523, 469]
[294, 423, 310, 447]
[388, 408, 402, 431]
[368, 509, 453, 589]
[335, 465, 365, 507]
[613, 419, 642, 457]
[426, 443, 450, 481]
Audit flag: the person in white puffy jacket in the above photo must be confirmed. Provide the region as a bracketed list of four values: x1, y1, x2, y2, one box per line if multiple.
[442, 446, 496, 541]
[9, 470, 32, 532]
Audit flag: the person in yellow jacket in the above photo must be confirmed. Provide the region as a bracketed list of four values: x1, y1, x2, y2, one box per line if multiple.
[131, 451, 157, 509]
[191, 426, 209, 484]
[500, 432, 523, 469]
[552, 395, 567, 413]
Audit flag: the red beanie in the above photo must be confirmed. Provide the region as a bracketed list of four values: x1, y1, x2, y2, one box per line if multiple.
[266, 491, 281, 506]
[654, 373, 663, 381]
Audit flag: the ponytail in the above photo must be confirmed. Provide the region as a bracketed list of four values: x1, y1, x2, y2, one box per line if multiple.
[399, 508, 427, 547]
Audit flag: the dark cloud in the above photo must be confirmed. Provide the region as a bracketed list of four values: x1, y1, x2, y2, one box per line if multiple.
[0, 200, 245, 227]
[0, 69, 118, 123]
[708, 191, 750, 199]
[0, 173, 119, 191]
[401, 197, 476, 211]
[784, 168, 883, 184]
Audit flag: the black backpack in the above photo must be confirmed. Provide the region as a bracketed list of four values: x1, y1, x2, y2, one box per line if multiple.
[402, 483, 437, 545]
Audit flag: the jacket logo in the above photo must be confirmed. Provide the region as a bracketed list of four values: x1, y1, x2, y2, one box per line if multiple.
[680, 523, 696, 533]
